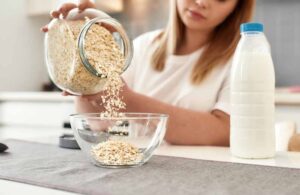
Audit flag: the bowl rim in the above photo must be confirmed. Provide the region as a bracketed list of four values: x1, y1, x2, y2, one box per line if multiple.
[70, 112, 169, 120]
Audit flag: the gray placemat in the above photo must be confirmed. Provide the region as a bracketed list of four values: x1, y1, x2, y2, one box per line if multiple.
[0, 139, 300, 195]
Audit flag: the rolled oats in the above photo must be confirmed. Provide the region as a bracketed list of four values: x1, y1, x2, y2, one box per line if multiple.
[48, 19, 140, 166]
[47, 19, 126, 117]
[91, 140, 143, 165]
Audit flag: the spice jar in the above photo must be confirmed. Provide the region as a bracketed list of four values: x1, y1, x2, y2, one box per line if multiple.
[44, 8, 133, 95]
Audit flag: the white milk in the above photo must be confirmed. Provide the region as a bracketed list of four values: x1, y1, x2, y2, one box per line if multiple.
[230, 23, 275, 159]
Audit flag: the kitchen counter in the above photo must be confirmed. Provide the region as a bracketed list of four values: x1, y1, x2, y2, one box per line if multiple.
[0, 90, 300, 105]
[1, 91, 300, 194]
[0, 92, 73, 102]
[1, 91, 300, 130]
[0, 92, 75, 127]
[1, 125, 300, 194]
[275, 90, 300, 105]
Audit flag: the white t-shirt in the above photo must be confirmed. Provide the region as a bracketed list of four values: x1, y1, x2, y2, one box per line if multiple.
[123, 30, 231, 114]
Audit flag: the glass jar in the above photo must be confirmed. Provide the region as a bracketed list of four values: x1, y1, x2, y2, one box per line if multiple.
[44, 8, 133, 95]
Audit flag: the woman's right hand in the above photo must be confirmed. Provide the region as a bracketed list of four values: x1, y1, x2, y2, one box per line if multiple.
[41, 0, 95, 32]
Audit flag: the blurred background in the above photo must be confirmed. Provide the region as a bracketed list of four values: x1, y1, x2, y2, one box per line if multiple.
[0, 0, 299, 91]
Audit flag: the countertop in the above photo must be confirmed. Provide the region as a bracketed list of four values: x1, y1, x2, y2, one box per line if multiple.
[1, 125, 300, 194]
[275, 89, 300, 105]
[0, 92, 74, 102]
[0, 90, 300, 105]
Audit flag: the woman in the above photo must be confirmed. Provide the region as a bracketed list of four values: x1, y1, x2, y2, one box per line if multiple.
[44, 0, 255, 146]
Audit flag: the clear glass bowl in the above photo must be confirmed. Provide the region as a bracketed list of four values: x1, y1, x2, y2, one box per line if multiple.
[70, 113, 169, 168]
[44, 8, 133, 95]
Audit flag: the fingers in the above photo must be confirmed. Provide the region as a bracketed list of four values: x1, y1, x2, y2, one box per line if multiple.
[62, 91, 74, 96]
[62, 89, 103, 101]
[62, 91, 78, 96]
[82, 93, 103, 101]
[40, 25, 48, 32]
[78, 0, 96, 11]
[51, 1, 94, 18]
[44, 2, 77, 33]
[58, 3, 78, 18]
[50, 10, 60, 18]
[62, 91, 69, 96]
[90, 100, 101, 108]
[44, 0, 95, 33]
[100, 23, 117, 33]
[120, 77, 126, 83]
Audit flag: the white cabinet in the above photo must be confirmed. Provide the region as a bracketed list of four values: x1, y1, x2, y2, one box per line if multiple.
[275, 92, 300, 132]
[0, 91, 299, 130]
[0, 92, 74, 128]
[276, 106, 300, 132]
[27, 0, 123, 16]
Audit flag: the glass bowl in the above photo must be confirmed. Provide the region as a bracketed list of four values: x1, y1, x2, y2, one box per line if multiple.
[70, 113, 168, 168]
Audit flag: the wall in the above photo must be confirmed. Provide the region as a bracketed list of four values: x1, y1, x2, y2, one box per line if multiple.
[111, 0, 169, 39]
[255, 0, 300, 87]
[0, 0, 49, 91]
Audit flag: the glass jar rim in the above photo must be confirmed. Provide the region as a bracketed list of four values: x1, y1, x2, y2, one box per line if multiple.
[78, 17, 133, 78]
[70, 112, 169, 120]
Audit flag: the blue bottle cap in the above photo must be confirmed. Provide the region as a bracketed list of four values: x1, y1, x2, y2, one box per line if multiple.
[240, 23, 264, 33]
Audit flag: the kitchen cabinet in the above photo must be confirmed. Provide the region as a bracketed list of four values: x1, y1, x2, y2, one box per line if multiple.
[0, 92, 74, 127]
[0, 91, 300, 130]
[275, 92, 300, 131]
[27, 0, 123, 16]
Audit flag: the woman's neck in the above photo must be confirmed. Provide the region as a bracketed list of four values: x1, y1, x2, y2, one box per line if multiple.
[176, 29, 213, 55]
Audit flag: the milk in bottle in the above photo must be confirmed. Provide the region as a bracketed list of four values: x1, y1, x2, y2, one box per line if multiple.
[230, 23, 275, 158]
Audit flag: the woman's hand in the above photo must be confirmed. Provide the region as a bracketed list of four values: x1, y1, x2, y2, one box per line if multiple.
[41, 0, 95, 32]
[80, 79, 133, 106]
[69, 79, 133, 113]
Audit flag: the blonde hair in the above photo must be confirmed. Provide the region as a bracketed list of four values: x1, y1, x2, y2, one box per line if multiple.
[150, 0, 256, 84]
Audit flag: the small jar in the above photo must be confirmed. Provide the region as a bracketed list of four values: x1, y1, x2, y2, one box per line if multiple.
[44, 8, 133, 95]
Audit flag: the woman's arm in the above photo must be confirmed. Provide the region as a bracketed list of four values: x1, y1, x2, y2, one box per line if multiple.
[78, 83, 230, 146]
[125, 90, 230, 146]
[74, 97, 100, 113]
